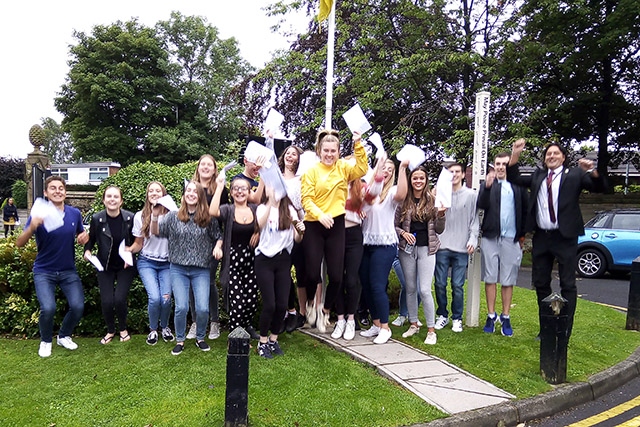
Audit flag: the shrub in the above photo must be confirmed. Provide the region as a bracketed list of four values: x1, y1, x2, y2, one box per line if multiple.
[11, 180, 27, 208]
[613, 184, 640, 193]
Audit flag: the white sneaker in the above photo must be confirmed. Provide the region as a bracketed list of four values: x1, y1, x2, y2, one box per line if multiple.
[373, 328, 392, 344]
[343, 319, 356, 340]
[38, 341, 52, 358]
[424, 331, 437, 345]
[306, 302, 316, 328]
[208, 322, 220, 340]
[331, 319, 346, 339]
[317, 307, 328, 333]
[391, 315, 407, 327]
[57, 336, 78, 350]
[402, 325, 420, 338]
[360, 324, 380, 338]
[186, 323, 197, 339]
[452, 319, 463, 333]
[434, 315, 449, 330]
[417, 320, 423, 327]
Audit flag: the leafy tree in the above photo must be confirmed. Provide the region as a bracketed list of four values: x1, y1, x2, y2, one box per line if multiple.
[498, 0, 640, 180]
[11, 180, 27, 209]
[0, 157, 25, 203]
[40, 117, 75, 163]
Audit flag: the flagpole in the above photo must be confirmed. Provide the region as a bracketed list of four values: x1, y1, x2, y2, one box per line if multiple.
[324, 0, 336, 129]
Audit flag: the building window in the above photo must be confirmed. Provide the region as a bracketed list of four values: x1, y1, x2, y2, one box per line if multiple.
[89, 167, 109, 182]
[51, 168, 69, 181]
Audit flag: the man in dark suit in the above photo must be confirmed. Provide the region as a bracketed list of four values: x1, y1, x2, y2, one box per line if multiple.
[507, 138, 605, 338]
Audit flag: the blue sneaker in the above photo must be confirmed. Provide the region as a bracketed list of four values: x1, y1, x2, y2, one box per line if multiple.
[500, 314, 513, 337]
[483, 315, 497, 333]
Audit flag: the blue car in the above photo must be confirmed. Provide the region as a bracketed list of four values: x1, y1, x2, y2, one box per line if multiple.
[577, 208, 640, 278]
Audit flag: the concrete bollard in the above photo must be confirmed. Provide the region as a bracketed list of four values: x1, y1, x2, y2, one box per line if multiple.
[225, 327, 251, 427]
[626, 256, 640, 331]
[539, 293, 568, 384]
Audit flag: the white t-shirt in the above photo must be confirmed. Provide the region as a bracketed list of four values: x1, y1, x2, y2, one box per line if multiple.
[132, 211, 170, 262]
[362, 186, 400, 246]
[255, 204, 297, 257]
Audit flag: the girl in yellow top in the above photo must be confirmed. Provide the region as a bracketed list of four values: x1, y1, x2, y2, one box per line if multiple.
[301, 129, 368, 332]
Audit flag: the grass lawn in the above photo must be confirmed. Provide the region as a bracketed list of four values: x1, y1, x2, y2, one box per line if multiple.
[1, 285, 637, 427]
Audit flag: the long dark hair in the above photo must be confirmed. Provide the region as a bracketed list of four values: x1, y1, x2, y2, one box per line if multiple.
[400, 166, 437, 223]
[141, 181, 168, 237]
[177, 181, 211, 227]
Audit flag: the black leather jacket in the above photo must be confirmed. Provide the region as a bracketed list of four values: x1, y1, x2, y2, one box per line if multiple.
[85, 209, 136, 268]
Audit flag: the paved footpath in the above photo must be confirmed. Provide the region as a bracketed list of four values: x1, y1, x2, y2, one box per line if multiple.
[302, 327, 514, 414]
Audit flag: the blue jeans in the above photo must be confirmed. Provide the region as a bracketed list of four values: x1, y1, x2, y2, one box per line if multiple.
[33, 270, 84, 343]
[360, 244, 396, 324]
[170, 264, 210, 342]
[434, 250, 468, 320]
[138, 256, 172, 332]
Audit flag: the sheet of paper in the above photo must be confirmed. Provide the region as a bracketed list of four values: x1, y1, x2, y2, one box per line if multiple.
[244, 140, 274, 169]
[218, 160, 238, 182]
[258, 163, 288, 201]
[395, 144, 426, 171]
[119, 240, 134, 266]
[435, 167, 453, 209]
[264, 108, 284, 135]
[88, 255, 104, 272]
[367, 133, 385, 158]
[342, 104, 372, 135]
[30, 197, 64, 232]
[296, 151, 319, 177]
[156, 195, 178, 212]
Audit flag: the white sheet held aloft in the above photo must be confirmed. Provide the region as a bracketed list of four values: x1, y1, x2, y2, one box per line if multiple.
[264, 108, 285, 137]
[119, 240, 134, 267]
[244, 140, 275, 169]
[296, 151, 319, 177]
[30, 197, 64, 232]
[218, 160, 238, 182]
[367, 133, 385, 158]
[156, 195, 178, 212]
[395, 144, 426, 171]
[342, 104, 372, 135]
[88, 255, 104, 272]
[434, 167, 453, 209]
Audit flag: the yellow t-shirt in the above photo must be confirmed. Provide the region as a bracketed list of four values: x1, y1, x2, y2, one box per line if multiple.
[301, 141, 368, 221]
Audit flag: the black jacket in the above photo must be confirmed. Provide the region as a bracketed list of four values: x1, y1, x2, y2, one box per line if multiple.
[477, 180, 528, 242]
[85, 209, 136, 268]
[3, 203, 19, 222]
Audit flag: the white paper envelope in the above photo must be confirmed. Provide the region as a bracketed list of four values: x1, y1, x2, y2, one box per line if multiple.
[119, 240, 134, 266]
[396, 144, 426, 171]
[88, 255, 104, 272]
[156, 195, 179, 212]
[296, 151, 319, 177]
[435, 167, 453, 209]
[244, 141, 274, 169]
[30, 197, 64, 232]
[264, 109, 284, 134]
[342, 104, 372, 135]
[367, 132, 385, 158]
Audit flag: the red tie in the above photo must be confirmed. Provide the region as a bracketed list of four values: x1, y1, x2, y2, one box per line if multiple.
[547, 171, 556, 223]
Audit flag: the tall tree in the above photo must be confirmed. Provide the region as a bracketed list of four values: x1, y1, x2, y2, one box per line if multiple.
[0, 157, 25, 202]
[40, 117, 75, 163]
[499, 0, 640, 179]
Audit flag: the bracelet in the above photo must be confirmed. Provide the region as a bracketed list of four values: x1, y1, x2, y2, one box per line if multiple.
[151, 215, 158, 221]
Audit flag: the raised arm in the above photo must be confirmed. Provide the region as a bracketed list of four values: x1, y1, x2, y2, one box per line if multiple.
[393, 159, 410, 202]
[209, 174, 226, 217]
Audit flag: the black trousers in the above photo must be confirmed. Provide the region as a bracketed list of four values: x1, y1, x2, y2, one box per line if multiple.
[335, 225, 364, 316]
[531, 229, 578, 336]
[255, 251, 292, 337]
[97, 267, 136, 333]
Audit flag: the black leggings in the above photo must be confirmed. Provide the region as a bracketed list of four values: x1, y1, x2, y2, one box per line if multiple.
[255, 251, 292, 337]
[303, 215, 345, 311]
[97, 267, 136, 333]
[335, 225, 364, 316]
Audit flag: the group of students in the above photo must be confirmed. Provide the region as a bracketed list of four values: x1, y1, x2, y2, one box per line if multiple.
[19, 128, 458, 359]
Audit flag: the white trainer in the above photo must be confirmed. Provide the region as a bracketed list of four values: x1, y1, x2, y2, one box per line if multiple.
[208, 322, 220, 340]
[359, 324, 380, 338]
[417, 319, 423, 327]
[424, 331, 437, 345]
[401, 325, 420, 338]
[434, 315, 449, 330]
[306, 302, 316, 328]
[343, 319, 356, 340]
[452, 319, 463, 333]
[39, 341, 52, 358]
[391, 315, 406, 327]
[331, 319, 346, 339]
[373, 327, 392, 344]
[57, 336, 78, 350]
[186, 323, 197, 339]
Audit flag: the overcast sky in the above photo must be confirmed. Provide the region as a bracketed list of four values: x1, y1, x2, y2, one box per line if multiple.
[0, 0, 308, 159]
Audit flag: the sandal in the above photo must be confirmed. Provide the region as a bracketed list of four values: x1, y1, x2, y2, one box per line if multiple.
[119, 332, 131, 342]
[100, 333, 115, 345]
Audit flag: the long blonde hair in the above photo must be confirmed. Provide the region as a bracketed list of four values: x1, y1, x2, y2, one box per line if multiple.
[141, 181, 168, 237]
[193, 154, 219, 196]
[177, 181, 211, 227]
[378, 159, 396, 203]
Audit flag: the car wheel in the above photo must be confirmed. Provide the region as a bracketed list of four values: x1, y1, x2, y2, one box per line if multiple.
[577, 249, 607, 278]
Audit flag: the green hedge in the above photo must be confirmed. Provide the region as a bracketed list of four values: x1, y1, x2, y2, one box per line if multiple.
[11, 180, 28, 209]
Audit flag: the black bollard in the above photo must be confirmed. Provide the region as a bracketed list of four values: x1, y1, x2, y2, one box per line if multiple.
[225, 327, 251, 427]
[626, 256, 640, 331]
[539, 293, 568, 384]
